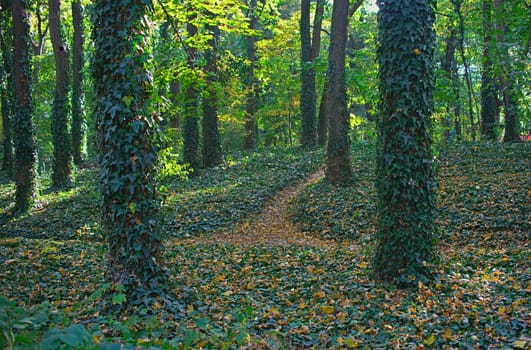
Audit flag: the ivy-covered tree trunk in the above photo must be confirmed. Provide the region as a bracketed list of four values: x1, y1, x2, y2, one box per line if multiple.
[49, 0, 72, 188]
[202, 23, 223, 168]
[244, 0, 258, 150]
[183, 19, 201, 172]
[300, 0, 316, 149]
[480, 0, 498, 141]
[0, 4, 14, 177]
[325, 0, 351, 185]
[92, 0, 167, 303]
[373, 0, 437, 286]
[494, 0, 520, 143]
[71, 0, 86, 165]
[12, 0, 37, 214]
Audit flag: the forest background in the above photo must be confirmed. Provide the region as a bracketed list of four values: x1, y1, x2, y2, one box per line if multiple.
[0, 0, 529, 348]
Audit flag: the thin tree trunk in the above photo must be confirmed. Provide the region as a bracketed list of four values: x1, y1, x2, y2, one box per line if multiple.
[183, 18, 201, 172]
[244, 0, 258, 149]
[494, 0, 520, 142]
[202, 22, 223, 168]
[452, 0, 476, 140]
[300, 0, 316, 149]
[480, 0, 498, 141]
[325, 0, 351, 185]
[49, 0, 72, 188]
[12, 0, 37, 214]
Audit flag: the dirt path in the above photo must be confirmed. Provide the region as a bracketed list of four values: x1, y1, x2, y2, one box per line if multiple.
[187, 168, 340, 248]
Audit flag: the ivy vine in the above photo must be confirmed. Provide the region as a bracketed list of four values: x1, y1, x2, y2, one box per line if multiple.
[373, 0, 438, 287]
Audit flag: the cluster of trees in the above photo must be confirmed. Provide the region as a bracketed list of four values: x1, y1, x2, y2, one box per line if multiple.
[0, 0, 528, 306]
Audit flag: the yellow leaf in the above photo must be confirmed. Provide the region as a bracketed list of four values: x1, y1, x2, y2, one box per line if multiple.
[223, 290, 233, 297]
[269, 306, 280, 317]
[513, 340, 527, 349]
[298, 302, 307, 309]
[423, 334, 436, 346]
[343, 337, 362, 348]
[443, 328, 453, 339]
[240, 266, 252, 274]
[314, 290, 326, 299]
[321, 305, 334, 315]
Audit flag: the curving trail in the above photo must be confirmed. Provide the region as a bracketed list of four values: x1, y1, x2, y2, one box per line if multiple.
[187, 168, 340, 248]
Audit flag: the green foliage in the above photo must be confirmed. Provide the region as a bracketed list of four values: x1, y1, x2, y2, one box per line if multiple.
[41, 324, 93, 350]
[374, 0, 437, 286]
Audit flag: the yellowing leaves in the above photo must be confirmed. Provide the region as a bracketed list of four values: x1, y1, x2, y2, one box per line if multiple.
[320, 305, 334, 315]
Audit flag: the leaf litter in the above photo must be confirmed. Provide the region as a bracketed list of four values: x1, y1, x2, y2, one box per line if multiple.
[0, 142, 529, 349]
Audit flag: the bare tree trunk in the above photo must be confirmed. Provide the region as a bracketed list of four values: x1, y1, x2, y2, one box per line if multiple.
[325, 0, 351, 185]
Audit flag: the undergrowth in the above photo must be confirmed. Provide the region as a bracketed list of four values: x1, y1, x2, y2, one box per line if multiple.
[0, 142, 529, 349]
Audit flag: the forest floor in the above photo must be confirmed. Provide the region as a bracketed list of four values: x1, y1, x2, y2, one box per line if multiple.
[0, 142, 529, 349]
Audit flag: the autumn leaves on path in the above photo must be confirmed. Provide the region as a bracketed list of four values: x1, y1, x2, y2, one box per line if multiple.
[188, 168, 339, 248]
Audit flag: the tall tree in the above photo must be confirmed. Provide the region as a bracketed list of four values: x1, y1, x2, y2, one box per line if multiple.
[49, 0, 72, 188]
[12, 0, 37, 214]
[244, 0, 258, 149]
[373, 0, 437, 286]
[92, 0, 167, 304]
[300, 0, 316, 149]
[480, 0, 498, 141]
[71, 0, 85, 165]
[182, 13, 201, 172]
[494, 0, 520, 142]
[451, 0, 476, 140]
[202, 21, 223, 168]
[0, 2, 14, 176]
[325, 0, 351, 185]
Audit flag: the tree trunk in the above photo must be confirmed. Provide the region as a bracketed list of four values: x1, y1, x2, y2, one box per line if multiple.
[71, 0, 86, 165]
[480, 0, 498, 141]
[244, 0, 258, 149]
[452, 0, 476, 140]
[49, 0, 72, 188]
[325, 0, 351, 185]
[12, 0, 37, 214]
[202, 22, 223, 168]
[494, 0, 520, 142]
[91, 0, 167, 305]
[0, 5, 14, 177]
[440, 26, 461, 141]
[373, 0, 437, 286]
[300, 0, 316, 149]
[182, 17, 201, 172]
[317, 79, 329, 147]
